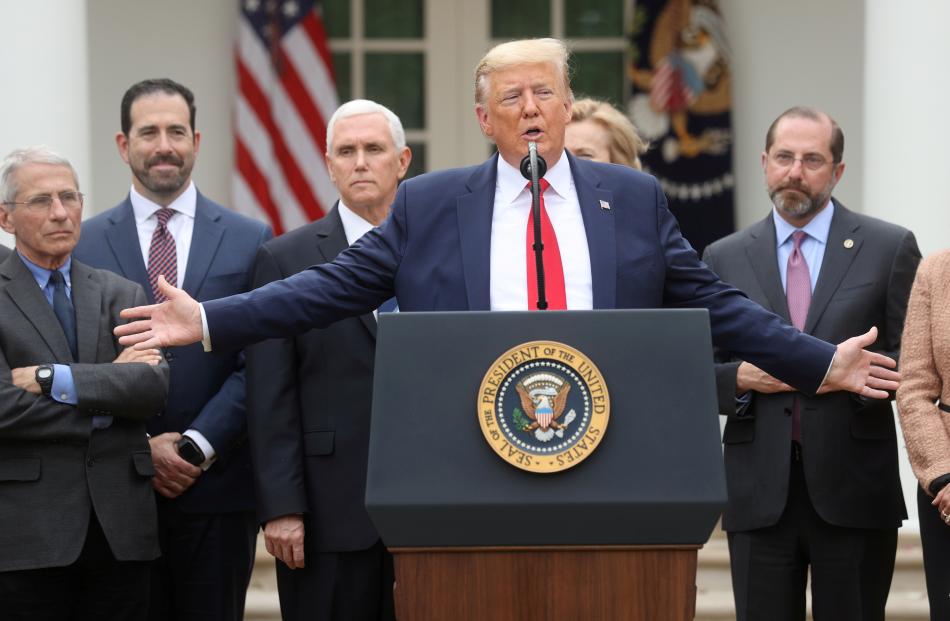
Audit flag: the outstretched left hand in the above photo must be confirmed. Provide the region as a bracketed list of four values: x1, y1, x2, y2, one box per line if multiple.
[817, 326, 899, 399]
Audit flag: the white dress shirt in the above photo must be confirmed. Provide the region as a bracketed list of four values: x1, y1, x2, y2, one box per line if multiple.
[337, 200, 375, 246]
[489, 152, 593, 310]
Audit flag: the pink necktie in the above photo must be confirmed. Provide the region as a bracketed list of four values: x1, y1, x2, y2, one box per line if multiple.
[525, 179, 566, 310]
[786, 230, 811, 443]
[147, 208, 177, 302]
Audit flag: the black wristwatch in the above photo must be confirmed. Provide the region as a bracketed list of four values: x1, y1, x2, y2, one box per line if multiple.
[176, 435, 206, 466]
[35, 364, 54, 397]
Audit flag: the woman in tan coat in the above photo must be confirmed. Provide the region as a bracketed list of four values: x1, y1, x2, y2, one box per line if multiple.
[897, 249, 950, 620]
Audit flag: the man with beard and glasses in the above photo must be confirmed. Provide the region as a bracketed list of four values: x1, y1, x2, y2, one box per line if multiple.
[702, 106, 921, 621]
[74, 79, 272, 621]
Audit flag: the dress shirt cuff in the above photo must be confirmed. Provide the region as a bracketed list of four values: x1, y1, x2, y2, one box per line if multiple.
[183, 429, 217, 471]
[199, 303, 213, 352]
[50, 364, 78, 405]
[818, 351, 835, 392]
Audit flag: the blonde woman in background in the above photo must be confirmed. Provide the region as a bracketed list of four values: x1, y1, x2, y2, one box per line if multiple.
[897, 249, 950, 620]
[566, 98, 647, 169]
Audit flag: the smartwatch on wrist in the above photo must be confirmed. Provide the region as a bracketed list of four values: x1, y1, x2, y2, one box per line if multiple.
[35, 364, 54, 397]
[176, 435, 206, 467]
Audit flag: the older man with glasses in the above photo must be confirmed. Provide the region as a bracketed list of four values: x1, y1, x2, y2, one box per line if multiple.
[703, 107, 921, 621]
[0, 146, 168, 620]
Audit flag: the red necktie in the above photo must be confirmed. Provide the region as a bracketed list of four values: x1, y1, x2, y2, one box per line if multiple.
[525, 179, 567, 310]
[786, 230, 811, 443]
[147, 208, 177, 302]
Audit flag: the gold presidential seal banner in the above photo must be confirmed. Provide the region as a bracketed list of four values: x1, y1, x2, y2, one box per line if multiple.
[477, 341, 610, 474]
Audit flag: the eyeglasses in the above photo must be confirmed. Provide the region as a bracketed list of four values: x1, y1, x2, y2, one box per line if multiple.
[4, 191, 84, 212]
[769, 152, 830, 171]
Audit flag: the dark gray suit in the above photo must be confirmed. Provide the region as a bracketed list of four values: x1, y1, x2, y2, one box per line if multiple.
[247, 206, 394, 621]
[703, 202, 920, 620]
[0, 244, 10, 261]
[0, 252, 169, 617]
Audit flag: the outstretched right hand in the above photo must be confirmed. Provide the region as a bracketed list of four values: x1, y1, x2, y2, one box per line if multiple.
[115, 276, 204, 350]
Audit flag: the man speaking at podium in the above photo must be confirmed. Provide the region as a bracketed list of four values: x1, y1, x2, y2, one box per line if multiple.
[116, 38, 899, 406]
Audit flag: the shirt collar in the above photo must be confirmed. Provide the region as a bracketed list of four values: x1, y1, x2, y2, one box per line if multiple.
[337, 200, 377, 246]
[130, 181, 197, 224]
[17, 251, 72, 290]
[772, 199, 835, 247]
[495, 150, 572, 206]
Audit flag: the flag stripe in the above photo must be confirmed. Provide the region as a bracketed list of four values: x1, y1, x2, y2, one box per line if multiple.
[234, 1, 339, 233]
[238, 58, 323, 222]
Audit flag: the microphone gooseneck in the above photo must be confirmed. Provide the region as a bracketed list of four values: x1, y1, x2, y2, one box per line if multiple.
[520, 143, 549, 310]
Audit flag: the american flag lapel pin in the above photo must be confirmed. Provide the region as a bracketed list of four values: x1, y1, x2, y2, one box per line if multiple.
[599, 199, 611, 211]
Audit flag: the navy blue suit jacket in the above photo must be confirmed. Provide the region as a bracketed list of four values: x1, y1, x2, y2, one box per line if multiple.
[75, 192, 272, 513]
[206, 153, 835, 394]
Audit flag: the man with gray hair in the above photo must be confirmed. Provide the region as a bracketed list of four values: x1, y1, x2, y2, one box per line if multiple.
[247, 99, 410, 621]
[0, 146, 168, 619]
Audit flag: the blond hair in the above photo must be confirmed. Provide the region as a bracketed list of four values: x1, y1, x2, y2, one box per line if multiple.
[570, 98, 647, 170]
[474, 38, 572, 105]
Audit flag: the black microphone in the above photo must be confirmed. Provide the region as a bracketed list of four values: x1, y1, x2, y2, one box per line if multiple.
[520, 143, 549, 310]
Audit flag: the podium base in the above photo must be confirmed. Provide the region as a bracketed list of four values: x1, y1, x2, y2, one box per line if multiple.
[391, 545, 700, 621]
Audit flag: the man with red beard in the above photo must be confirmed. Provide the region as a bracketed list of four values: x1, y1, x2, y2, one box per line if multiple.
[703, 107, 921, 621]
[74, 79, 272, 621]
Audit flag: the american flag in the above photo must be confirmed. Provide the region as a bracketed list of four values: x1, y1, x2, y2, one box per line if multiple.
[234, 0, 340, 235]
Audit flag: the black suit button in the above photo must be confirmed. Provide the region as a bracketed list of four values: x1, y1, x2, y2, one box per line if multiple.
[165, 353, 175, 361]
[87, 458, 95, 467]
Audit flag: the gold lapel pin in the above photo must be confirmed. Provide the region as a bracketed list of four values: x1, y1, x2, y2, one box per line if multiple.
[843, 239, 854, 249]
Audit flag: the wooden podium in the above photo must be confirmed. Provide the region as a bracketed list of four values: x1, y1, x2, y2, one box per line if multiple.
[391, 545, 699, 621]
[368, 310, 725, 620]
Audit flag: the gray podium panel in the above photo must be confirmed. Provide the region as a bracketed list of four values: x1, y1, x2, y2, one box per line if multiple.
[366, 309, 726, 547]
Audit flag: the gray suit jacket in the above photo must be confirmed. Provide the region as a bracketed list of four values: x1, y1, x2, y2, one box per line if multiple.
[0, 244, 10, 262]
[0, 252, 169, 571]
[703, 201, 920, 532]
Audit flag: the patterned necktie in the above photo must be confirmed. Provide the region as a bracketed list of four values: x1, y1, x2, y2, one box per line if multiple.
[786, 230, 811, 443]
[147, 208, 177, 302]
[49, 270, 77, 361]
[525, 179, 567, 310]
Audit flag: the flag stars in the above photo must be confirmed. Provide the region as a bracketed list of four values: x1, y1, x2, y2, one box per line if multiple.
[283, 0, 300, 17]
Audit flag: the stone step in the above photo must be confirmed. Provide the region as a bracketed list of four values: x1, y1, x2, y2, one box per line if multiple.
[244, 531, 932, 619]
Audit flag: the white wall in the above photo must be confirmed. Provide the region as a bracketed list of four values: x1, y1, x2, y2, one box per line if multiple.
[0, 0, 92, 247]
[85, 1, 236, 217]
[864, 0, 950, 257]
[721, 0, 865, 228]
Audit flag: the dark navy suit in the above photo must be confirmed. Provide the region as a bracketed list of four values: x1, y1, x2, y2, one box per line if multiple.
[206, 153, 835, 394]
[74, 192, 272, 620]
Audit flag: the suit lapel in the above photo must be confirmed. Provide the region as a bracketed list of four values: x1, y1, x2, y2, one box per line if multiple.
[104, 199, 150, 296]
[569, 154, 616, 309]
[1, 255, 73, 361]
[744, 216, 790, 321]
[457, 157, 497, 310]
[70, 260, 102, 362]
[315, 206, 379, 338]
[182, 193, 225, 297]
[804, 202, 861, 333]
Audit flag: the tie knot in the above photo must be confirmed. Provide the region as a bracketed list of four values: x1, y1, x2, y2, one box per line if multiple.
[792, 230, 807, 249]
[48, 270, 65, 285]
[525, 178, 550, 193]
[155, 208, 176, 227]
